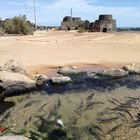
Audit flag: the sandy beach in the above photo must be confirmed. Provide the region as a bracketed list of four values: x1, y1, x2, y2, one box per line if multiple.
[0, 31, 140, 68]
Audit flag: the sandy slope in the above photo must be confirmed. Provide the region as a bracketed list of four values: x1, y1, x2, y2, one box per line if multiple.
[0, 31, 140, 67]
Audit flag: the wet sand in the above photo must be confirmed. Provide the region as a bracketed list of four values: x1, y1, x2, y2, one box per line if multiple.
[25, 63, 126, 79]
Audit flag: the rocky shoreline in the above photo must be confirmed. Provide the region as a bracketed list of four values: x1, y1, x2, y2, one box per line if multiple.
[0, 60, 140, 139]
[0, 60, 140, 100]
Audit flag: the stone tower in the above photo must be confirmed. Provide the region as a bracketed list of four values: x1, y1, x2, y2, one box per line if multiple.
[61, 16, 83, 30]
[90, 15, 116, 32]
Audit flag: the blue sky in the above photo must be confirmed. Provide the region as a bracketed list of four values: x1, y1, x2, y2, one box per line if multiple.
[0, 0, 140, 27]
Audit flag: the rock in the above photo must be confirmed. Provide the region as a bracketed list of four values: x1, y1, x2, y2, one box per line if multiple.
[34, 74, 48, 86]
[123, 63, 140, 74]
[1, 59, 25, 73]
[87, 72, 100, 79]
[0, 135, 30, 140]
[0, 71, 36, 96]
[58, 66, 79, 75]
[58, 66, 87, 80]
[99, 68, 129, 78]
[51, 76, 72, 84]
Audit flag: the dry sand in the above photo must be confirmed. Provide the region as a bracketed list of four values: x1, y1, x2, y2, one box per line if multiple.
[0, 31, 140, 69]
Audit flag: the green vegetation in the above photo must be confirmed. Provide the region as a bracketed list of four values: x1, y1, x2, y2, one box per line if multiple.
[84, 20, 90, 30]
[78, 20, 90, 33]
[78, 22, 86, 33]
[0, 15, 34, 35]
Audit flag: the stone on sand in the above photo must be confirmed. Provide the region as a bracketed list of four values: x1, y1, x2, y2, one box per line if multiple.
[34, 74, 48, 86]
[0, 59, 25, 74]
[99, 68, 129, 77]
[123, 63, 140, 74]
[0, 71, 36, 96]
[51, 76, 72, 84]
[58, 66, 79, 75]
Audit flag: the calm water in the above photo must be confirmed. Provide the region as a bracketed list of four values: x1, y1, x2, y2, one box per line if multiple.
[41, 73, 140, 94]
[1, 73, 140, 140]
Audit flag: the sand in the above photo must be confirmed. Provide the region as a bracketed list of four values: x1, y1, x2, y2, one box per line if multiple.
[1, 31, 140, 139]
[0, 31, 140, 68]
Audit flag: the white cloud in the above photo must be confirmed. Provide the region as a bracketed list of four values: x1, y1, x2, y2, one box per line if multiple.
[31, 0, 140, 27]
[1, 0, 140, 27]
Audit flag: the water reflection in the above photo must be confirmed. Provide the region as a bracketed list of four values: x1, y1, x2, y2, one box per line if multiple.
[42, 74, 140, 93]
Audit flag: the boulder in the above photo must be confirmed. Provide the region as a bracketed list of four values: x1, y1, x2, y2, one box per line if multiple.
[1, 59, 25, 73]
[99, 68, 129, 78]
[0, 71, 36, 96]
[58, 66, 88, 80]
[58, 66, 79, 75]
[123, 63, 140, 74]
[51, 76, 72, 84]
[34, 74, 48, 86]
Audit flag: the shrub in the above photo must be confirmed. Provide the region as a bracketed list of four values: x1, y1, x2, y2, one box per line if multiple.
[3, 15, 33, 35]
[78, 20, 90, 33]
[84, 20, 90, 30]
[78, 23, 86, 33]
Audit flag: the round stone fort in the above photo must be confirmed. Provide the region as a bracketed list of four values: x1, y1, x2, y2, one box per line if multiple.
[99, 15, 113, 21]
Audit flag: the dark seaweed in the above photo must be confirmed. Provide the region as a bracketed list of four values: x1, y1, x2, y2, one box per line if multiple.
[108, 123, 123, 134]
[97, 117, 119, 123]
[110, 108, 133, 119]
[24, 100, 39, 108]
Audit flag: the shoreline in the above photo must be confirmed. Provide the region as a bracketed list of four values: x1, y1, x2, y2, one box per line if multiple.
[25, 62, 127, 78]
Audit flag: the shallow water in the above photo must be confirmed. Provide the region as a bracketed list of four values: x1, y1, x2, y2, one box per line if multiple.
[1, 73, 140, 140]
[41, 73, 140, 94]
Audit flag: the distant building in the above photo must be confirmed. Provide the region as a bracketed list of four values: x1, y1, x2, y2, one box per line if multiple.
[61, 16, 83, 30]
[89, 15, 116, 32]
[61, 14, 117, 32]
